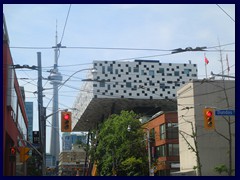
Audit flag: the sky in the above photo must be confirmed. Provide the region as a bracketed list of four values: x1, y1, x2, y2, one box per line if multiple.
[3, 4, 235, 153]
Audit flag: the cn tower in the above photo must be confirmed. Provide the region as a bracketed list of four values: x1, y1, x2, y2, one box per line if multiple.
[48, 26, 62, 166]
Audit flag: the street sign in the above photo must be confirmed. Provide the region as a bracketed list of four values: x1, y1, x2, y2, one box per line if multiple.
[215, 110, 235, 116]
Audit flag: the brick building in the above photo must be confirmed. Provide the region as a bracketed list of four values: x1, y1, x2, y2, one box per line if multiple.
[3, 14, 29, 176]
[58, 144, 87, 176]
[142, 111, 179, 176]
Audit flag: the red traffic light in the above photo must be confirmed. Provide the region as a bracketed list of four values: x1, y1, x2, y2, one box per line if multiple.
[61, 111, 72, 132]
[9, 147, 16, 161]
[203, 108, 215, 130]
[10, 147, 16, 155]
[206, 111, 213, 117]
[64, 114, 70, 120]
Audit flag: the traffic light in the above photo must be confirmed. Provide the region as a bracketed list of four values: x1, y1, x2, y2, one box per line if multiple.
[9, 146, 16, 161]
[20, 147, 30, 162]
[204, 108, 215, 130]
[10, 147, 16, 156]
[61, 111, 72, 132]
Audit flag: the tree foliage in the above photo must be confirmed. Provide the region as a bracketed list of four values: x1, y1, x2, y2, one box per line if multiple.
[214, 164, 228, 175]
[92, 110, 148, 176]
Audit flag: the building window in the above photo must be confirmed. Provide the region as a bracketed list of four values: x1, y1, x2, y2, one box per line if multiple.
[159, 68, 164, 74]
[108, 66, 113, 73]
[184, 69, 191, 75]
[141, 70, 145, 75]
[168, 144, 179, 156]
[160, 83, 165, 89]
[102, 66, 105, 73]
[160, 124, 166, 140]
[134, 67, 139, 73]
[150, 128, 155, 141]
[128, 67, 131, 73]
[156, 145, 166, 157]
[126, 82, 131, 88]
[167, 123, 178, 139]
[149, 81, 154, 86]
[174, 71, 179, 76]
[17, 105, 27, 140]
[100, 81, 105, 87]
[175, 82, 180, 87]
[149, 70, 154, 76]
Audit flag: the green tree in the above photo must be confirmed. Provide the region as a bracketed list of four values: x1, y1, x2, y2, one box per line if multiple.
[27, 156, 42, 176]
[92, 110, 148, 176]
[214, 164, 228, 175]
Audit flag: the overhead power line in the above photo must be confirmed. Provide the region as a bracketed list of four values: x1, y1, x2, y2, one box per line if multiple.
[216, 4, 235, 22]
[9, 42, 235, 51]
[60, 4, 71, 45]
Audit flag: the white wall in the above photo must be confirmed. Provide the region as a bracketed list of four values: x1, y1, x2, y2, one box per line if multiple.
[177, 80, 235, 176]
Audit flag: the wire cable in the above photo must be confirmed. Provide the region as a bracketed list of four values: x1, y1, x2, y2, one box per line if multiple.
[9, 42, 235, 52]
[60, 4, 71, 45]
[216, 4, 235, 22]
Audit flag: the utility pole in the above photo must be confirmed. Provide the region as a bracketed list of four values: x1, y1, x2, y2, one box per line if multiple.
[146, 129, 153, 176]
[37, 52, 46, 175]
[218, 39, 225, 80]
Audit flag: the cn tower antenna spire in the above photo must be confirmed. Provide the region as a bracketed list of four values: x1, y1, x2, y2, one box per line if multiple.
[55, 20, 58, 65]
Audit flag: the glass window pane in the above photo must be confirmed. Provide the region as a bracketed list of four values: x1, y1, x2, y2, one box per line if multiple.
[159, 68, 164, 73]
[160, 124, 165, 140]
[149, 70, 154, 76]
[134, 67, 139, 73]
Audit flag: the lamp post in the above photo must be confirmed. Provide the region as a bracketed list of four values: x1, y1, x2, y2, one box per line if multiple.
[127, 125, 153, 176]
[143, 127, 153, 176]
[59, 68, 97, 88]
[209, 71, 235, 79]
[42, 108, 68, 176]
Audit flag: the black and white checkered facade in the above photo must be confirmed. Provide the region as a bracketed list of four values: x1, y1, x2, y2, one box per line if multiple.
[92, 60, 198, 99]
[72, 60, 198, 131]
